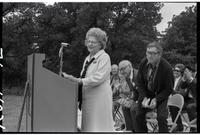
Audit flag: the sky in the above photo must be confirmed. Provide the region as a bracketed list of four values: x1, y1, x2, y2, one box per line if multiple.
[156, 2, 196, 34]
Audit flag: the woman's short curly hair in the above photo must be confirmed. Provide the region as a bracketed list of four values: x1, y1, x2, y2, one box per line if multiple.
[85, 27, 108, 49]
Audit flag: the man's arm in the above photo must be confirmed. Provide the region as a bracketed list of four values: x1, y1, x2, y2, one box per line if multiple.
[175, 80, 189, 97]
[182, 78, 197, 101]
[189, 78, 197, 100]
[136, 61, 147, 102]
[155, 66, 174, 102]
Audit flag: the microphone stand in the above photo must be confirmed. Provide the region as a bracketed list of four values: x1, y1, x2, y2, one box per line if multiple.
[59, 46, 64, 76]
[59, 43, 70, 76]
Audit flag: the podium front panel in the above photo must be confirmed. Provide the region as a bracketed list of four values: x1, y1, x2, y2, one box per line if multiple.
[28, 54, 78, 132]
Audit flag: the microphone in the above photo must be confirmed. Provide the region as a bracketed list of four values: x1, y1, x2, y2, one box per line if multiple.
[59, 42, 70, 57]
[61, 42, 70, 47]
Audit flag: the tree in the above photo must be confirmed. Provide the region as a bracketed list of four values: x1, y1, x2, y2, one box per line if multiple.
[2, 3, 45, 87]
[3, 2, 163, 89]
[162, 5, 197, 67]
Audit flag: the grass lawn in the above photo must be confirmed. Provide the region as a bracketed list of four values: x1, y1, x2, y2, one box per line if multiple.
[2, 95, 27, 132]
[3, 95, 191, 132]
[2, 95, 116, 132]
[2, 95, 82, 132]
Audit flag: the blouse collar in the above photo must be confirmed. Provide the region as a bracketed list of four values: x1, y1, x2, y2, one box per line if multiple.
[86, 49, 105, 61]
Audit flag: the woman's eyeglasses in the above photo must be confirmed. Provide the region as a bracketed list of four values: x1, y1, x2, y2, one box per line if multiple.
[119, 65, 129, 72]
[85, 40, 99, 44]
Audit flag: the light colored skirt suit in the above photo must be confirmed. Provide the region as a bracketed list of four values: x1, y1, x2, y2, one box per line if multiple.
[81, 50, 114, 132]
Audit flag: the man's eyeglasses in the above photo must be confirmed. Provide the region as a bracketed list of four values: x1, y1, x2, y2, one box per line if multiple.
[146, 51, 159, 56]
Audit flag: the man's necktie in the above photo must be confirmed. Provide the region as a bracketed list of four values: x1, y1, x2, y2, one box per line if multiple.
[78, 58, 95, 110]
[147, 65, 156, 92]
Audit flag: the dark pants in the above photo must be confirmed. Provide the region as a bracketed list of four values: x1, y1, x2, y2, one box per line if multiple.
[184, 99, 196, 121]
[121, 102, 138, 132]
[130, 103, 138, 132]
[169, 98, 197, 132]
[135, 99, 169, 133]
[122, 107, 133, 131]
[184, 99, 197, 132]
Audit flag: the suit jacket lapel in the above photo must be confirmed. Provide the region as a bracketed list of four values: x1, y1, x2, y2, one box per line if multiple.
[143, 60, 149, 85]
[152, 59, 161, 92]
[174, 77, 182, 91]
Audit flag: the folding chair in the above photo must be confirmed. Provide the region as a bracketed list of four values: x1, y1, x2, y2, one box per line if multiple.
[178, 102, 197, 132]
[113, 103, 124, 122]
[167, 94, 184, 132]
[113, 100, 125, 130]
[182, 114, 197, 132]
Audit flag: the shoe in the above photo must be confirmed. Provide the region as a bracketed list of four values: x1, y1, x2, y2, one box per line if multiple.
[172, 126, 183, 133]
[116, 124, 126, 131]
[77, 127, 81, 132]
[132, 130, 136, 133]
[121, 124, 126, 130]
[190, 127, 197, 132]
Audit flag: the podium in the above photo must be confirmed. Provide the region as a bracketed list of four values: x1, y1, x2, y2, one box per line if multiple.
[26, 53, 78, 132]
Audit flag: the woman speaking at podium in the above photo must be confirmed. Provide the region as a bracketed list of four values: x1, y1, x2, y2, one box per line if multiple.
[62, 27, 114, 132]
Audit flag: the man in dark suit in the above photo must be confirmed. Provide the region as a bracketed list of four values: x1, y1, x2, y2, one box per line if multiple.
[135, 41, 174, 132]
[169, 63, 186, 132]
[179, 66, 197, 132]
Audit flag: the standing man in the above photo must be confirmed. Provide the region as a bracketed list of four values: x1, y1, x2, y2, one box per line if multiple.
[135, 41, 174, 132]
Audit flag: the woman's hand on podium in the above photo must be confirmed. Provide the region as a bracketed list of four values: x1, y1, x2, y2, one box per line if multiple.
[62, 72, 71, 78]
[62, 72, 82, 84]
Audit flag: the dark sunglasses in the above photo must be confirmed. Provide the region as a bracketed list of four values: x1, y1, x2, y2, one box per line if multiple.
[173, 68, 181, 72]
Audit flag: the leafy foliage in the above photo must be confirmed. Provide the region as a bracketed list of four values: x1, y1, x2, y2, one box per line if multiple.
[162, 5, 197, 67]
[2, 2, 169, 89]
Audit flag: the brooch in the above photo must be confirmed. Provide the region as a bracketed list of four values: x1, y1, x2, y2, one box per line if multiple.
[93, 60, 97, 64]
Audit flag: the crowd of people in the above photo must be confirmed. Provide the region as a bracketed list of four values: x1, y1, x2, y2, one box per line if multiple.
[62, 27, 197, 132]
[111, 54, 197, 133]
